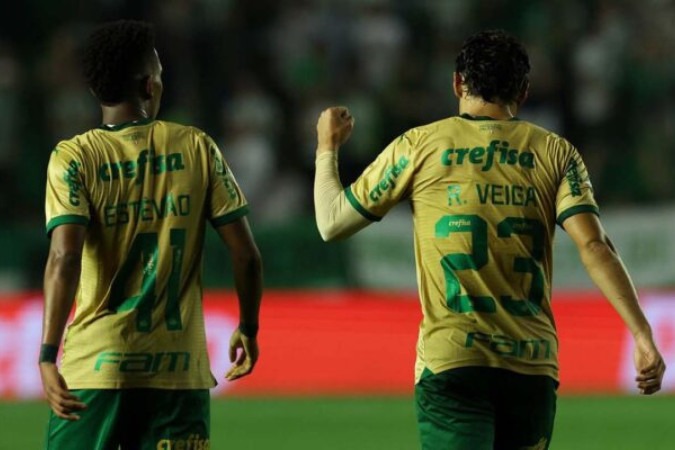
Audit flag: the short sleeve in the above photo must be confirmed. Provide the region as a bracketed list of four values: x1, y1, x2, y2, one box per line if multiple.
[205, 136, 249, 227]
[555, 145, 599, 226]
[346, 132, 416, 221]
[45, 143, 91, 236]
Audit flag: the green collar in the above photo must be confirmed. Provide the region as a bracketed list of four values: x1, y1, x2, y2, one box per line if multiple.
[98, 117, 154, 131]
[459, 113, 520, 121]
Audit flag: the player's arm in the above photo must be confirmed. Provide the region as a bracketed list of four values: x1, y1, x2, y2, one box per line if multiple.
[215, 217, 263, 381]
[314, 107, 370, 241]
[563, 213, 666, 394]
[40, 224, 87, 420]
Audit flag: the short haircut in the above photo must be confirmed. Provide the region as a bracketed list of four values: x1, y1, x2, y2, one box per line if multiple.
[82, 20, 156, 104]
[455, 30, 530, 105]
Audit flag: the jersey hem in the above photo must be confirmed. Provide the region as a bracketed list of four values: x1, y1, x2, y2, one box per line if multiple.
[210, 205, 250, 227]
[345, 186, 381, 222]
[64, 380, 217, 390]
[416, 361, 558, 384]
[556, 204, 600, 227]
[46, 215, 90, 237]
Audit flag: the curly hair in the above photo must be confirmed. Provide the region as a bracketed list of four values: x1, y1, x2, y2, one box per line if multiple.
[82, 20, 156, 104]
[455, 30, 530, 105]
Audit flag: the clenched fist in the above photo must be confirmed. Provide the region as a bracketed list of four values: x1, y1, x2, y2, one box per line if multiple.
[316, 106, 355, 153]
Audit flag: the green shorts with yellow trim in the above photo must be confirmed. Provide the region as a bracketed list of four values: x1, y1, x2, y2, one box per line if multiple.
[45, 389, 210, 450]
[415, 367, 557, 450]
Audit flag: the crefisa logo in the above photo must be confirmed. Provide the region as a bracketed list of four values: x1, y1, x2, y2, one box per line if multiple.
[156, 434, 209, 449]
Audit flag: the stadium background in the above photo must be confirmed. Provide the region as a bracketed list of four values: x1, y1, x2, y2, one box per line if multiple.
[1, 0, 674, 448]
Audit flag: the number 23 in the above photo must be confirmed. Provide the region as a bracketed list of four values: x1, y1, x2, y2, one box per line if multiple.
[436, 214, 545, 317]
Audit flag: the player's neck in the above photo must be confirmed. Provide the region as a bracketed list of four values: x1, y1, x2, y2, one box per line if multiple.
[100, 101, 151, 127]
[459, 96, 518, 120]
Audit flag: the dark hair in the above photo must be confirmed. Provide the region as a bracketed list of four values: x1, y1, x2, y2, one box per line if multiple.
[455, 30, 530, 104]
[82, 20, 156, 104]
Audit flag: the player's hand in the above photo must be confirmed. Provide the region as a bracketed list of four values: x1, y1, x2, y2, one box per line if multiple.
[226, 328, 259, 381]
[316, 106, 355, 152]
[633, 332, 666, 395]
[39, 362, 86, 420]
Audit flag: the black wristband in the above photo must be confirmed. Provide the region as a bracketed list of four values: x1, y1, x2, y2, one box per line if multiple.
[39, 344, 59, 363]
[239, 323, 259, 338]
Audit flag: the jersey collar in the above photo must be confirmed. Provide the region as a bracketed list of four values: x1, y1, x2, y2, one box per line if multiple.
[98, 117, 154, 131]
[459, 113, 520, 121]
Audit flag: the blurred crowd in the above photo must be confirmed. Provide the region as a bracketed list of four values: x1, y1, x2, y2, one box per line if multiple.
[1, 0, 675, 228]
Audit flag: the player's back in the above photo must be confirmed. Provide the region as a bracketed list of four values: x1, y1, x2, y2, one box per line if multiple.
[348, 114, 596, 382]
[45, 118, 248, 389]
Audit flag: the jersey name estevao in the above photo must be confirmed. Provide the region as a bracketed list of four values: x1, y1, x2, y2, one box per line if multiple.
[346, 115, 598, 382]
[45, 119, 248, 389]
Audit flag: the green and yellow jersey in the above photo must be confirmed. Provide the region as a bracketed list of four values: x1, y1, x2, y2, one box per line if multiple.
[346, 114, 598, 382]
[45, 118, 248, 389]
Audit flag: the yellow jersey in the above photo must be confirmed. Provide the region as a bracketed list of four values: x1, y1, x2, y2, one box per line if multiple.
[45, 118, 248, 389]
[346, 114, 598, 382]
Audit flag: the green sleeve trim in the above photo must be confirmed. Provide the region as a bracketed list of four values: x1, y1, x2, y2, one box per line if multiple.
[210, 205, 250, 227]
[46, 215, 90, 237]
[556, 205, 600, 227]
[345, 186, 381, 222]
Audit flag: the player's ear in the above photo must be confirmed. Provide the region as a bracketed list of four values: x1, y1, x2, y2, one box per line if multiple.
[140, 75, 153, 100]
[517, 79, 529, 105]
[452, 72, 464, 99]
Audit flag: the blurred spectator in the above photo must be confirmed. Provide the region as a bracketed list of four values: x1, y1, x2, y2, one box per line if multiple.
[519, 41, 563, 133]
[571, 2, 627, 128]
[0, 41, 21, 218]
[351, 1, 408, 92]
[268, 0, 330, 99]
[220, 73, 306, 224]
[151, 0, 202, 123]
[40, 26, 98, 143]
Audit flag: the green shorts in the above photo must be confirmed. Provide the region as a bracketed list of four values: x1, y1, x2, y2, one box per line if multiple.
[45, 389, 210, 450]
[415, 367, 557, 450]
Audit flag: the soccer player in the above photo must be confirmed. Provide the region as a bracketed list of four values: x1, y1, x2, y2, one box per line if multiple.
[313, 30, 665, 449]
[39, 20, 263, 449]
